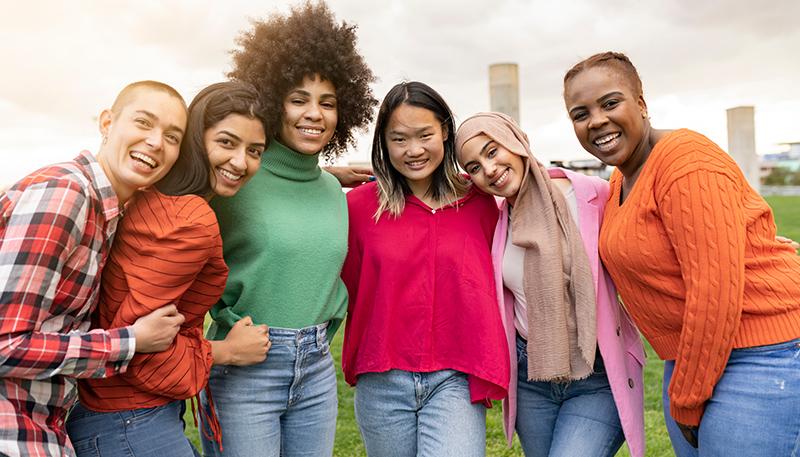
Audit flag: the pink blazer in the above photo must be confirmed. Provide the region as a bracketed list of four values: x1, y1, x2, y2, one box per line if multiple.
[492, 168, 646, 457]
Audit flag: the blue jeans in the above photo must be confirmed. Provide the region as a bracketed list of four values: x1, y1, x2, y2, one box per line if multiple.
[200, 323, 337, 457]
[514, 335, 624, 457]
[354, 369, 487, 457]
[66, 400, 199, 457]
[663, 338, 800, 457]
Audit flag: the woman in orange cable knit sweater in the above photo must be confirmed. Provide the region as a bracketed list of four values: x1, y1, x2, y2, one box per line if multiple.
[562, 51, 800, 456]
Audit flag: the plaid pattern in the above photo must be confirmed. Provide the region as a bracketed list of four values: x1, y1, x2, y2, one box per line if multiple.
[0, 152, 136, 457]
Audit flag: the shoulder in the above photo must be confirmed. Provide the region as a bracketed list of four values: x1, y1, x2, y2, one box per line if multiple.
[125, 191, 219, 240]
[2, 163, 93, 218]
[346, 182, 379, 220]
[651, 129, 741, 182]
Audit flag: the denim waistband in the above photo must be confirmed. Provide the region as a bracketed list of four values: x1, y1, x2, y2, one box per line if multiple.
[268, 322, 328, 347]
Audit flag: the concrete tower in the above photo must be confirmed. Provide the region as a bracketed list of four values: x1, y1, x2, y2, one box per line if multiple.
[489, 63, 520, 123]
[726, 106, 761, 193]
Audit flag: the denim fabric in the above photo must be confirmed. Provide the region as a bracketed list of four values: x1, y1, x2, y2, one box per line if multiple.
[200, 323, 337, 457]
[354, 369, 486, 457]
[66, 400, 199, 457]
[514, 335, 624, 457]
[663, 338, 800, 457]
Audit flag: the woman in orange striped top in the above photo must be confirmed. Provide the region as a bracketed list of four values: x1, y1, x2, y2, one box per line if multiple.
[66, 81, 272, 457]
[562, 51, 800, 456]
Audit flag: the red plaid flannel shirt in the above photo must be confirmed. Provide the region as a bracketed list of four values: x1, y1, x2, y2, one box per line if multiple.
[0, 151, 136, 457]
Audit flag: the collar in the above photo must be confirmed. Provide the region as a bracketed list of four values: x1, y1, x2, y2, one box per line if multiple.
[261, 140, 322, 182]
[75, 151, 122, 223]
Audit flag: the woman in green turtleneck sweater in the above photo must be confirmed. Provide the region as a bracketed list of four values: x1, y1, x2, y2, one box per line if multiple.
[200, 4, 377, 457]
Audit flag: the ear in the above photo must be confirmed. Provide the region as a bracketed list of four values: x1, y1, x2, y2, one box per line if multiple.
[98, 109, 114, 136]
[441, 123, 450, 141]
[637, 95, 648, 119]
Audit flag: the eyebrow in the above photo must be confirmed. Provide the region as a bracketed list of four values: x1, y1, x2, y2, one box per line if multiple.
[288, 89, 337, 100]
[388, 125, 435, 136]
[134, 110, 185, 135]
[217, 130, 267, 148]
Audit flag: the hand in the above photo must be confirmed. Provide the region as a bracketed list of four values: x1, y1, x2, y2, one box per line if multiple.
[132, 304, 185, 353]
[324, 165, 374, 188]
[215, 316, 271, 366]
[676, 422, 699, 448]
[776, 235, 799, 251]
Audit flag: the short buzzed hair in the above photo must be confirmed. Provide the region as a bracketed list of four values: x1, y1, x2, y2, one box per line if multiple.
[110, 80, 187, 118]
[563, 51, 644, 98]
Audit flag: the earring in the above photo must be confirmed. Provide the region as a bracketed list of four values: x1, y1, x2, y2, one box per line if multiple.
[102, 136, 108, 145]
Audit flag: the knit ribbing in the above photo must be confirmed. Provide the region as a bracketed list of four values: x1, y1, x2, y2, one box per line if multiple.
[600, 129, 800, 426]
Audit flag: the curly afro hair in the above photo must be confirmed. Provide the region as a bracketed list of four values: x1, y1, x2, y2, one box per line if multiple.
[229, 1, 377, 161]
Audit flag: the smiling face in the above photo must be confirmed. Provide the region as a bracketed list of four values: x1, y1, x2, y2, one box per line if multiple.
[384, 103, 447, 196]
[278, 74, 338, 155]
[563, 66, 649, 176]
[204, 113, 266, 198]
[458, 133, 526, 203]
[98, 88, 187, 203]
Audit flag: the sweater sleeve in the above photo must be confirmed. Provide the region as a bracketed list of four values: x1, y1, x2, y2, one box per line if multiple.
[106, 214, 220, 399]
[657, 167, 746, 426]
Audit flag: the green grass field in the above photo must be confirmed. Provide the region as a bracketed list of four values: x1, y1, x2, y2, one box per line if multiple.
[182, 196, 799, 456]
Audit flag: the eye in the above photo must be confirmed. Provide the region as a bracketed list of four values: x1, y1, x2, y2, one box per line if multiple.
[571, 111, 588, 122]
[420, 133, 434, 141]
[487, 148, 497, 158]
[165, 134, 181, 145]
[602, 99, 619, 109]
[248, 146, 264, 158]
[134, 118, 152, 128]
[391, 137, 405, 144]
[321, 101, 337, 109]
[291, 98, 306, 106]
[467, 164, 481, 175]
[216, 138, 234, 148]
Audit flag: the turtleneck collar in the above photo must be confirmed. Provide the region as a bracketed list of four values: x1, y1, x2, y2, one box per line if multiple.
[261, 139, 322, 182]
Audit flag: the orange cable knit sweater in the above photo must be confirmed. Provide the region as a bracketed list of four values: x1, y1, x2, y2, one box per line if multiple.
[599, 129, 800, 426]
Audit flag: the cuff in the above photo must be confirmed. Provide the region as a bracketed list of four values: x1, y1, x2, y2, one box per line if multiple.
[670, 401, 705, 427]
[107, 326, 136, 375]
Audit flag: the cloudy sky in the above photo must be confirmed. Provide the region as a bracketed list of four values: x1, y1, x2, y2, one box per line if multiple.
[1, 0, 798, 184]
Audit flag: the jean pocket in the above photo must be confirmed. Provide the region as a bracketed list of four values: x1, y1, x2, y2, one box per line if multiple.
[71, 436, 100, 457]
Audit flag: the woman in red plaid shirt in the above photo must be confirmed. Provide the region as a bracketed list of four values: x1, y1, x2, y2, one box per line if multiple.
[0, 81, 187, 457]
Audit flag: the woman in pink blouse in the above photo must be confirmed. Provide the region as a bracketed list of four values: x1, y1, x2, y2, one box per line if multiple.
[341, 81, 508, 457]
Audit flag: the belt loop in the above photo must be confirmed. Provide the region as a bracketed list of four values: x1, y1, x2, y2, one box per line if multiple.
[316, 323, 325, 348]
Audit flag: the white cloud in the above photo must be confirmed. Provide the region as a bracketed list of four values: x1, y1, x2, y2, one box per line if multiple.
[1, 0, 798, 184]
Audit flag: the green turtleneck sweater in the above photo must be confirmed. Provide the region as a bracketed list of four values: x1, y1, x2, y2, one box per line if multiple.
[207, 140, 348, 341]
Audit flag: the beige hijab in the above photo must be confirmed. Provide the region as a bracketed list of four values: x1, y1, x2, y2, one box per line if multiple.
[455, 112, 597, 381]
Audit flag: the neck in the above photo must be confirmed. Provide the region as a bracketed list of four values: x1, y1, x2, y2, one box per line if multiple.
[619, 122, 656, 181]
[407, 177, 435, 205]
[96, 152, 133, 205]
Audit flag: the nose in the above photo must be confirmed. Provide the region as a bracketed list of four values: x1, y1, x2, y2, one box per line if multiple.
[587, 109, 608, 130]
[145, 131, 163, 151]
[407, 139, 425, 157]
[230, 148, 247, 171]
[303, 102, 323, 121]
[485, 160, 499, 178]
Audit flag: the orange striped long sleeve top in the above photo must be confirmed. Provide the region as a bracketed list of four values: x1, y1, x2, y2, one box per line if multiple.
[599, 129, 800, 426]
[78, 189, 228, 411]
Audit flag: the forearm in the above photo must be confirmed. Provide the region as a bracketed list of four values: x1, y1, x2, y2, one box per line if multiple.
[0, 326, 135, 379]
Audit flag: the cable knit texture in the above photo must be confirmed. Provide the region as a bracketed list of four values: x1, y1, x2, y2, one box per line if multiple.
[600, 129, 800, 426]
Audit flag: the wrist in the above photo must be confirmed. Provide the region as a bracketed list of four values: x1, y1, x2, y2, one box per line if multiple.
[210, 340, 234, 365]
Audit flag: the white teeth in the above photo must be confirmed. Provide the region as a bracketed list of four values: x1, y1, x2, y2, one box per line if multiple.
[130, 152, 157, 168]
[492, 169, 509, 187]
[594, 133, 620, 145]
[300, 128, 322, 135]
[407, 160, 427, 167]
[218, 168, 242, 181]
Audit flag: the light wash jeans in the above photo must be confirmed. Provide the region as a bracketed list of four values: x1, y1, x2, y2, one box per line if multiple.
[663, 338, 800, 457]
[354, 369, 486, 457]
[514, 335, 624, 457]
[66, 399, 199, 457]
[200, 323, 337, 457]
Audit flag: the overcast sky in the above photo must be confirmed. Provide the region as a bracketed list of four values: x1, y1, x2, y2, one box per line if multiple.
[1, 0, 798, 184]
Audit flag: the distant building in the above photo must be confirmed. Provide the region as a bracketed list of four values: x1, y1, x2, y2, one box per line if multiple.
[550, 159, 611, 179]
[489, 63, 520, 123]
[762, 142, 800, 172]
